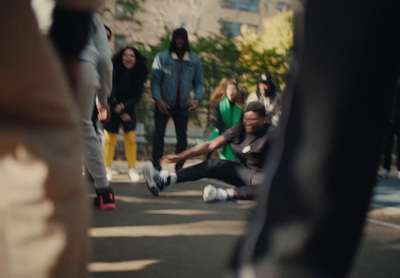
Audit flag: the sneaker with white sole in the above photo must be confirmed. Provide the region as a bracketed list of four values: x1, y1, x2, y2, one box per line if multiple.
[94, 187, 116, 210]
[203, 184, 235, 203]
[129, 167, 140, 182]
[142, 161, 170, 196]
[203, 184, 218, 202]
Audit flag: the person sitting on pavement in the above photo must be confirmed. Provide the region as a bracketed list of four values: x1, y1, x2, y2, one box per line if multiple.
[142, 101, 277, 202]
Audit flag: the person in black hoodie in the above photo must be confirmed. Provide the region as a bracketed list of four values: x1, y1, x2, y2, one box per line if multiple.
[103, 47, 148, 182]
[150, 27, 204, 171]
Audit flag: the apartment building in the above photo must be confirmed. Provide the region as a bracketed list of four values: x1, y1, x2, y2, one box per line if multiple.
[101, 0, 294, 51]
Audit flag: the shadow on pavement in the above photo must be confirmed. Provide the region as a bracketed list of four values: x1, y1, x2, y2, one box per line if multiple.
[88, 178, 255, 278]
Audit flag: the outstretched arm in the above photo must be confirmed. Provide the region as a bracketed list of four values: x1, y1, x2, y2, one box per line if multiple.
[160, 135, 227, 164]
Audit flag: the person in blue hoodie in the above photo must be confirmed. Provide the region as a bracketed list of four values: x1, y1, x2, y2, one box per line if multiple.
[150, 27, 204, 171]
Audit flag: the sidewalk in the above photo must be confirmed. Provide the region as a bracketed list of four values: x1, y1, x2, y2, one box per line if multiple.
[89, 159, 248, 278]
[367, 174, 400, 225]
[88, 161, 400, 278]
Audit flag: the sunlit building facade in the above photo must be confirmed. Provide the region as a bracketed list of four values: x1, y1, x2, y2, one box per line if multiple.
[101, 0, 294, 51]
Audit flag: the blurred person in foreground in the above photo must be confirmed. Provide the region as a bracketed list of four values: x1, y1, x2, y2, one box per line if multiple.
[0, 1, 102, 277]
[230, 0, 400, 277]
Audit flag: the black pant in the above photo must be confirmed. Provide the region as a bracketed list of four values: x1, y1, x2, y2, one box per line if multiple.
[382, 120, 400, 171]
[152, 105, 189, 170]
[231, 1, 400, 277]
[176, 159, 264, 200]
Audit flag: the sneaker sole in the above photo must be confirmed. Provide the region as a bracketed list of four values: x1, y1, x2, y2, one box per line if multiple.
[100, 203, 116, 210]
[99, 197, 116, 210]
[143, 161, 159, 196]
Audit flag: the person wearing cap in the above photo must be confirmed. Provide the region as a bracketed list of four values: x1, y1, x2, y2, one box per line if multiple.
[247, 73, 282, 126]
[150, 27, 204, 171]
[142, 102, 277, 202]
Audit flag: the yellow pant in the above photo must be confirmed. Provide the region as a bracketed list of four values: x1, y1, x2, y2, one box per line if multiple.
[103, 127, 137, 168]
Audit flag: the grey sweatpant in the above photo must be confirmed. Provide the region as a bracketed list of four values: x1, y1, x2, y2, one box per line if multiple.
[77, 61, 109, 189]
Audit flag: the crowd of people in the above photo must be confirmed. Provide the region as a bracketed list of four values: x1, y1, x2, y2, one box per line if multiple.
[81, 18, 284, 207]
[5, 1, 400, 277]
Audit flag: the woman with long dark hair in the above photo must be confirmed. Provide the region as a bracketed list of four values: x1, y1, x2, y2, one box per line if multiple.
[103, 47, 148, 181]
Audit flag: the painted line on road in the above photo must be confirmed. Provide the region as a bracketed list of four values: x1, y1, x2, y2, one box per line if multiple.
[367, 218, 400, 231]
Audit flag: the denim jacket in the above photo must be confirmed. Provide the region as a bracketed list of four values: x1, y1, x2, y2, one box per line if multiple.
[151, 50, 203, 107]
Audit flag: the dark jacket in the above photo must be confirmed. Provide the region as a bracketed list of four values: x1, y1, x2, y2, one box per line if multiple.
[104, 67, 144, 133]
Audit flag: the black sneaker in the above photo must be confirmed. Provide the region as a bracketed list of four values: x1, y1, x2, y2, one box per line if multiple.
[142, 161, 169, 196]
[94, 187, 116, 210]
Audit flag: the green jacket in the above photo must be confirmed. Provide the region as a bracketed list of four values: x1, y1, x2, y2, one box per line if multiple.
[208, 96, 242, 161]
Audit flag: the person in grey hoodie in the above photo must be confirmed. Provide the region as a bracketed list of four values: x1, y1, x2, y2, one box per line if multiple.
[77, 12, 115, 210]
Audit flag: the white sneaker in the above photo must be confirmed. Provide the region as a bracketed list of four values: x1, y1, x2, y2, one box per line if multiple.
[129, 167, 140, 182]
[106, 167, 113, 181]
[110, 167, 119, 175]
[142, 161, 170, 196]
[379, 168, 390, 178]
[203, 184, 218, 202]
[202, 184, 231, 203]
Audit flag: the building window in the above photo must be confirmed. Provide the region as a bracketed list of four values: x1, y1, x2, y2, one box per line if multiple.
[221, 22, 241, 37]
[277, 2, 291, 11]
[115, 2, 133, 20]
[221, 22, 257, 37]
[220, 0, 259, 12]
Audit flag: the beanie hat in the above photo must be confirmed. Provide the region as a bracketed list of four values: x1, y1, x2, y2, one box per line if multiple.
[172, 27, 188, 40]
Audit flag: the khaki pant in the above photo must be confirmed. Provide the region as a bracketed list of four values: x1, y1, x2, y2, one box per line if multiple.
[0, 2, 90, 277]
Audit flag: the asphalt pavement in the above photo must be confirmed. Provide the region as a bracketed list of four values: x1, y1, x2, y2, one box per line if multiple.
[88, 161, 400, 278]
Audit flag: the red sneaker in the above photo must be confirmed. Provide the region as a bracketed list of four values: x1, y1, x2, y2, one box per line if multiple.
[95, 187, 116, 210]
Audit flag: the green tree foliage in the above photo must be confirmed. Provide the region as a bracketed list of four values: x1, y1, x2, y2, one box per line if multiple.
[135, 9, 293, 94]
[236, 8, 294, 92]
[132, 10, 293, 125]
